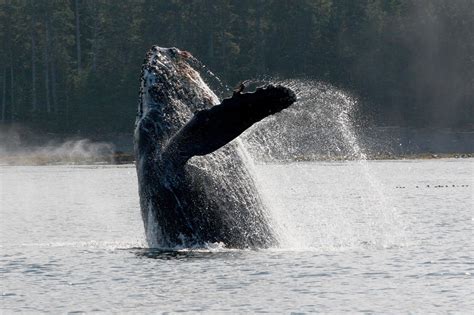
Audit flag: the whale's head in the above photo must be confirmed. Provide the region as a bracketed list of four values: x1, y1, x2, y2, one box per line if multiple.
[138, 46, 219, 124]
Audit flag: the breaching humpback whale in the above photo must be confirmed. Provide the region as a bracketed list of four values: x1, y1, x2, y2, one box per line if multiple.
[134, 46, 296, 248]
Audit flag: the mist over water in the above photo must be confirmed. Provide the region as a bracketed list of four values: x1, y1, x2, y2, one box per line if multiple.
[0, 125, 115, 165]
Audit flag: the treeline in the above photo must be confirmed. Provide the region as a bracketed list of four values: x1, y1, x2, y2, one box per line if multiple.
[0, 0, 472, 134]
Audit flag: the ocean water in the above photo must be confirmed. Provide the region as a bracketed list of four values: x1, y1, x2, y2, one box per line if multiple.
[0, 159, 472, 313]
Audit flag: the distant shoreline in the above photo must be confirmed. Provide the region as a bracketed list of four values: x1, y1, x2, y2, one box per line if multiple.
[1, 126, 472, 165]
[0, 152, 472, 166]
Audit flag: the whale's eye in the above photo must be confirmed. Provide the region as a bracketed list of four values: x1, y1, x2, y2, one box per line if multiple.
[169, 48, 179, 57]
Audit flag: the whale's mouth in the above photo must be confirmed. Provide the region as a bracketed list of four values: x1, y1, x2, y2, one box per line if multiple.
[139, 46, 219, 117]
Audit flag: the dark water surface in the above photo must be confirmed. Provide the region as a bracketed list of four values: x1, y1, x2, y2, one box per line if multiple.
[1, 160, 472, 313]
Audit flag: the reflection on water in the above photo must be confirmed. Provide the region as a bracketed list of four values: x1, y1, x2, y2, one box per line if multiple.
[132, 248, 244, 260]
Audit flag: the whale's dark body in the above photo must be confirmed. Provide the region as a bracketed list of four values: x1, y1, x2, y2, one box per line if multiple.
[134, 46, 296, 248]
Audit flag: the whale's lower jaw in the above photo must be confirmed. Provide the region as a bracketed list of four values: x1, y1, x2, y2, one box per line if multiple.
[134, 46, 296, 249]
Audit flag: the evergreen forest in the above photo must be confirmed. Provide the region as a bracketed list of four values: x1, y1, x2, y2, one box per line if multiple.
[0, 0, 472, 134]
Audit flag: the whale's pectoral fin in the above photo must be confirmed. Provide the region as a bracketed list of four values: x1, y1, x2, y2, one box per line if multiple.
[163, 84, 296, 165]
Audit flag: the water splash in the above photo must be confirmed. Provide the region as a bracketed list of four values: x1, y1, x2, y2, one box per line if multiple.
[234, 78, 406, 250]
[241, 79, 362, 161]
